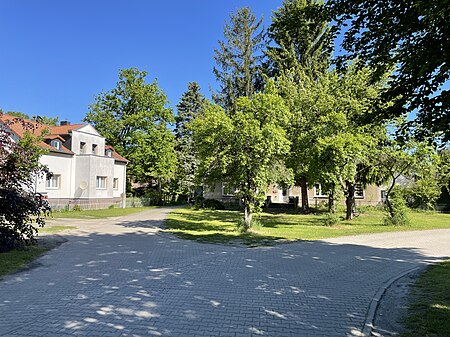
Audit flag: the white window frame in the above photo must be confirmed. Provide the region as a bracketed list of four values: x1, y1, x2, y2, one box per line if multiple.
[354, 182, 364, 199]
[51, 139, 61, 150]
[314, 183, 327, 197]
[96, 176, 107, 190]
[46, 174, 61, 189]
[92, 144, 98, 155]
[113, 178, 119, 190]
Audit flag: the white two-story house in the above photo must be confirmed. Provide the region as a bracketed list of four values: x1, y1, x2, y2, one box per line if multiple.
[0, 114, 128, 210]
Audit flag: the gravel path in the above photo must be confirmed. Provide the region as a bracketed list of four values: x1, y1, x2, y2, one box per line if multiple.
[0, 207, 449, 337]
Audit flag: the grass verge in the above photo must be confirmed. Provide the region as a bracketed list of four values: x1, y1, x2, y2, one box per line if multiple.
[165, 207, 450, 244]
[50, 206, 158, 219]
[0, 245, 50, 278]
[401, 260, 450, 337]
[39, 225, 78, 233]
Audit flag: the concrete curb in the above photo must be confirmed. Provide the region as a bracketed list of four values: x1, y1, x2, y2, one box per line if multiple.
[362, 266, 422, 337]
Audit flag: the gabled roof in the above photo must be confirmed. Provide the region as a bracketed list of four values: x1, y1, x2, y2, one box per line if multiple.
[105, 145, 129, 163]
[0, 114, 73, 155]
[0, 114, 127, 162]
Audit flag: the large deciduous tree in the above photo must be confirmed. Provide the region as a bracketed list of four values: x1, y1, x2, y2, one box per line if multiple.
[85, 68, 177, 186]
[191, 88, 292, 229]
[267, 0, 333, 212]
[213, 7, 266, 110]
[277, 64, 389, 219]
[0, 115, 50, 252]
[327, 0, 450, 142]
[173, 82, 206, 200]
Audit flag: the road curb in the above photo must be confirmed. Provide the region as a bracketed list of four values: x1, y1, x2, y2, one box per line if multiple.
[362, 266, 422, 337]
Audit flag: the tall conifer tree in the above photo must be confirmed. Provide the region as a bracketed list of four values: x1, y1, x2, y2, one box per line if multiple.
[213, 7, 266, 110]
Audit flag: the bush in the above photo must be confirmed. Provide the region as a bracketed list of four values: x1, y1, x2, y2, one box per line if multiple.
[194, 197, 226, 210]
[72, 205, 82, 212]
[323, 212, 341, 226]
[384, 186, 410, 226]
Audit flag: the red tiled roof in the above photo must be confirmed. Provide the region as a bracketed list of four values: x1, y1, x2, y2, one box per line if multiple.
[0, 114, 128, 162]
[105, 145, 129, 163]
[0, 114, 74, 155]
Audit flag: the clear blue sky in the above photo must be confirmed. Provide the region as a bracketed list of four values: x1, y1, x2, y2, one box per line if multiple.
[0, 1, 282, 123]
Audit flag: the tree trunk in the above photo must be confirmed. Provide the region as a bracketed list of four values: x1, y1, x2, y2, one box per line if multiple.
[345, 181, 356, 220]
[328, 182, 336, 213]
[299, 176, 309, 213]
[244, 205, 252, 230]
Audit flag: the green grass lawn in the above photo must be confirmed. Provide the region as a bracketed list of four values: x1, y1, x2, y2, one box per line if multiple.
[0, 245, 50, 278]
[39, 225, 78, 233]
[165, 207, 450, 244]
[50, 206, 157, 219]
[401, 260, 450, 337]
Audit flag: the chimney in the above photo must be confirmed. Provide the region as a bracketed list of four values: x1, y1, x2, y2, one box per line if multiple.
[60, 121, 71, 126]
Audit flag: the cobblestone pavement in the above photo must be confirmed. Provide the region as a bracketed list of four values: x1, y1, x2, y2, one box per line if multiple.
[1, 207, 449, 337]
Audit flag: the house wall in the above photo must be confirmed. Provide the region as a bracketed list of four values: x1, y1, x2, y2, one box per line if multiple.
[36, 153, 74, 199]
[75, 155, 115, 199]
[113, 162, 127, 199]
[204, 182, 383, 207]
[71, 126, 106, 155]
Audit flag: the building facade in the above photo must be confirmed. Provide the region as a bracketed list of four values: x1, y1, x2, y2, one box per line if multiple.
[204, 182, 384, 207]
[1, 115, 128, 210]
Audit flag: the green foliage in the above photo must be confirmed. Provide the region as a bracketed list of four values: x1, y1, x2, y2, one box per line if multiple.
[191, 88, 293, 229]
[213, 7, 266, 110]
[33, 115, 59, 126]
[85, 68, 176, 184]
[328, 0, 450, 141]
[196, 199, 226, 211]
[323, 212, 341, 226]
[384, 186, 409, 226]
[268, 0, 332, 78]
[0, 123, 51, 252]
[72, 205, 81, 212]
[173, 82, 205, 198]
[276, 63, 389, 219]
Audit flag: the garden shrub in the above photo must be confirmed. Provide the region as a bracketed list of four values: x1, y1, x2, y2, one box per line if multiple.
[384, 186, 410, 226]
[323, 212, 341, 226]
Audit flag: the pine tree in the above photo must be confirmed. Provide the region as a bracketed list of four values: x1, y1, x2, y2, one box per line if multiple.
[213, 7, 266, 110]
[174, 82, 206, 199]
[268, 0, 333, 78]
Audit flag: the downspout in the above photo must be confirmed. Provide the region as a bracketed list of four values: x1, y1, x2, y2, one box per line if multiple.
[122, 162, 127, 208]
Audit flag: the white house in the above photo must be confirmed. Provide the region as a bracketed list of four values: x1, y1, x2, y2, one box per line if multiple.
[0, 115, 128, 210]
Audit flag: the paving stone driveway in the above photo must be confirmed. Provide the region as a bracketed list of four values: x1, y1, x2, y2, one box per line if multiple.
[0, 207, 449, 337]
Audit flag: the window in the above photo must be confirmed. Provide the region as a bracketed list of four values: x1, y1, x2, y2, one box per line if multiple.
[113, 178, 119, 190]
[106, 149, 113, 157]
[282, 187, 288, 197]
[51, 140, 61, 150]
[314, 183, 326, 197]
[355, 183, 364, 198]
[96, 176, 107, 189]
[381, 190, 387, 200]
[46, 175, 60, 189]
[80, 142, 86, 154]
[92, 144, 98, 155]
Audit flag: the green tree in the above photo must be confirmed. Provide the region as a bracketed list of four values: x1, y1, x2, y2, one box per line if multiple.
[174, 82, 206, 200]
[33, 116, 59, 126]
[268, 0, 332, 78]
[277, 64, 388, 219]
[327, 0, 450, 141]
[0, 115, 50, 251]
[85, 68, 176, 186]
[2, 111, 30, 119]
[191, 88, 292, 229]
[213, 7, 266, 110]
[267, 0, 333, 212]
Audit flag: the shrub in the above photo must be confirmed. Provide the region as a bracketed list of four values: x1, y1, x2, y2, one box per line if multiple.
[323, 212, 341, 226]
[0, 124, 51, 252]
[202, 199, 226, 210]
[384, 186, 410, 226]
[72, 205, 82, 212]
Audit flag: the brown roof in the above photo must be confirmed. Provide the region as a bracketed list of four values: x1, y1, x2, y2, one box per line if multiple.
[0, 114, 74, 155]
[0, 114, 127, 162]
[105, 145, 129, 163]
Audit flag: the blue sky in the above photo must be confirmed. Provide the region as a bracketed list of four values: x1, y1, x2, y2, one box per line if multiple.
[0, 1, 281, 123]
